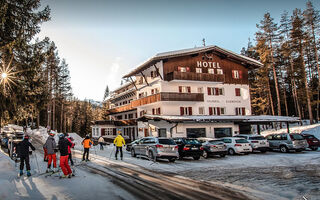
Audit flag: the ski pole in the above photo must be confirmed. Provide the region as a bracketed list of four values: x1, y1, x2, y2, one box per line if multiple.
[34, 152, 40, 173]
[109, 145, 115, 160]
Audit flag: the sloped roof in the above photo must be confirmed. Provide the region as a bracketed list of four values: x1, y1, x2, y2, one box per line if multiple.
[138, 115, 300, 123]
[123, 45, 263, 78]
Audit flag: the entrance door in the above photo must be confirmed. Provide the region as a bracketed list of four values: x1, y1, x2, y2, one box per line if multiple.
[186, 128, 206, 138]
[158, 128, 167, 138]
[214, 128, 232, 138]
[144, 128, 148, 137]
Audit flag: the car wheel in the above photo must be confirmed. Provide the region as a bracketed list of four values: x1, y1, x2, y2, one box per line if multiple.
[148, 151, 155, 161]
[311, 146, 318, 151]
[193, 156, 200, 160]
[131, 149, 136, 157]
[280, 146, 288, 153]
[168, 158, 176, 162]
[228, 148, 235, 155]
[202, 150, 209, 159]
[220, 154, 226, 158]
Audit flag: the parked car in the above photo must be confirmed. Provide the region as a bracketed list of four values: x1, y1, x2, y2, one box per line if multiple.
[172, 138, 203, 160]
[221, 137, 252, 155]
[126, 138, 142, 151]
[236, 134, 269, 153]
[131, 137, 178, 162]
[266, 133, 308, 153]
[301, 133, 320, 151]
[197, 137, 227, 158]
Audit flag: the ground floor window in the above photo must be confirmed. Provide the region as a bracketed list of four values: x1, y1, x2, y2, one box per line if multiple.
[214, 128, 232, 138]
[158, 128, 167, 137]
[186, 128, 206, 138]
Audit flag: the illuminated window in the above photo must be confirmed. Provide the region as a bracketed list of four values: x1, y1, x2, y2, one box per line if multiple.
[208, 68, 214, 74]
[196, 68, 202, 73]
[217, 69, 223, 74]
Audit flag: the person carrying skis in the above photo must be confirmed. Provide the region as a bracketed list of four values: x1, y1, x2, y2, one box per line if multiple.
[98, 136, 105, 150]
[43, 131, 58, 173]
[17, 135, 35, 176]
[113, 133, 125, 160]
[81, 135, 93, 161]
[58, 133, 73, 178]
[65, 133, 75, 166]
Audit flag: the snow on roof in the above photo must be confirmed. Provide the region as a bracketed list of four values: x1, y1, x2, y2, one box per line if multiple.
[139, 115, 300, 123]
[123, 45, 263, 78]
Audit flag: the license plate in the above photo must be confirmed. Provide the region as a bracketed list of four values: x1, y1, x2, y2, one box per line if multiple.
[244, 149, 249, 151]
[192, 147, 198, 150]
[261, 142, 265, 144]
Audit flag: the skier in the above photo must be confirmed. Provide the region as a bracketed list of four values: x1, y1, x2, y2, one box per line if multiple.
[113, 133, 125, 160]
[66, 133, 75, 166]
[17, 135, 35, 176]
[43, 145, 48, 162]
[58, 133, 73, 178]
[98, 136, 105, 150]
[43, 131, 58, 173]
[81, 135, 93, 161]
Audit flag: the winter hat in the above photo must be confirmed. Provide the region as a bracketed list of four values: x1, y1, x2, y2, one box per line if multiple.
[59, 133, 65, 138]
[85, 135, 89, 139]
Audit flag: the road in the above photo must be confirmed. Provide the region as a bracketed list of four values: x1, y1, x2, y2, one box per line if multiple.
[27, 136, 251, 200]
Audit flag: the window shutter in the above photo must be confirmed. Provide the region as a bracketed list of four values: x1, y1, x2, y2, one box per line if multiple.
[151, 71, 154, 78]
[157, 108, 161, 115]
[209, 107, 213, 115]
[207, 87, 211, 95]
[235, 108, 238, 115]
[215, 88, 219, 96]
[242, 108, 246, 116]
[186, 67, 190, 72]
[187, 87, 191, 93]
[235, 88, 240, 96]
[232, 70, 235, 78]
[217, 107, 221, 115]
[239, 70, 243, 79]
[152, 108, 155, 115]
[180, 107, 184, 115]
[188, 107, 192, 115]
[179, 86, 182, 93]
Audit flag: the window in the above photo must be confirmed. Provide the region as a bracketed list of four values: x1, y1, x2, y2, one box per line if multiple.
[208, 68, 214, 74]
[155, 88, 160, 93]
[217, 69, 223, 74]
[124, 114, 128, 119]
[139, 93, 144, 98]
[152, 107, 161, 115]
[138, 77, 144, 84]
[199, 107, 205, 115]
[196, 68, 202, 73]
[178, 66, 190, 72]
[140, 110, 146, 117]
[209, 107, 225, 115]
[197, 87, 203, 93]
[232, 70, 242, 79]
[180, 107, 192, 115]
[128, 114, 133, 119]
[179, 86, 191, 93]
[235, 107, 246, 115]
[207, 87, 224, 96]
[151, 89, 154, 95]
[235, 88, 241, 96]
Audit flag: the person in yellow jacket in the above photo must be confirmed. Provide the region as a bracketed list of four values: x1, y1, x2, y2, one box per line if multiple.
[81, 135, 93, 161]
[113, 133, 125, 160]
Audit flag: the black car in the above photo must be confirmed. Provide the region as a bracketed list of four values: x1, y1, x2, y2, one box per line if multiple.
[172, 138, 203, 160]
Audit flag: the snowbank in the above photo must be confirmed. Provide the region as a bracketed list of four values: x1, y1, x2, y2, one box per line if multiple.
[68, 133, 84, 150]
[0, 152, 18, 199]
[261, 123, 320, 139]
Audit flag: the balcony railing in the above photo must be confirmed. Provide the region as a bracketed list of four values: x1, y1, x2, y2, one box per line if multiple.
[108, 92, 204, 114]
[165, 71, 225, 82]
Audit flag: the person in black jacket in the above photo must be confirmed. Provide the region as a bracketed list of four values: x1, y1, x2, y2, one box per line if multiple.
[58, 133, 73, 178]
[17, 135, 35, 176]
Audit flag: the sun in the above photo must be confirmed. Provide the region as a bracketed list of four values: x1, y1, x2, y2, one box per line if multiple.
[0, 65, 17, 92]
[1, 72, 7, 79]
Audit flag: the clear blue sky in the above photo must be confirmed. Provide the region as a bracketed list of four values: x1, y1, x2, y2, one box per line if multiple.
[37, 0, 320, 101]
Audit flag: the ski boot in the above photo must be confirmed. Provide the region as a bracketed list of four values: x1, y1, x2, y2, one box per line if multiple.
[19, 170, 23, 176]
[53, 168, 59, 173]
[60, 174, 68, 179]
[27, 170, 31, 177]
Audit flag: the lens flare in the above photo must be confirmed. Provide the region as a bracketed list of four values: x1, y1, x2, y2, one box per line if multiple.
[0, 65, 17, 93]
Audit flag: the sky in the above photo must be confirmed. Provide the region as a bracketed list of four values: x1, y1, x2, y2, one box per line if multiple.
[37, 0, 320, 101]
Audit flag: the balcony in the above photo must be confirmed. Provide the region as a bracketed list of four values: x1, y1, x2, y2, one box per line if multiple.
[165, 71, 225, 82]
[108, 92, 203, 114]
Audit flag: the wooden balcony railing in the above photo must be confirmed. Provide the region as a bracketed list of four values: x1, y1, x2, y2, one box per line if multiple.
[165, 71, 225, 82]
[108, 92, 204, 114]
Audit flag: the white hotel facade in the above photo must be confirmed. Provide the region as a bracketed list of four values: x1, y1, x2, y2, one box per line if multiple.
[92, 45, 297, 141]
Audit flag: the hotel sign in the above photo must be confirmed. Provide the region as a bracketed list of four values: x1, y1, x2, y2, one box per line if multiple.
[197, 61, 221, 68]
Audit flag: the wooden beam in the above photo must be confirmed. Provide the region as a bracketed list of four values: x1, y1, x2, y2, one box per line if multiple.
[153, 65, 163, 80]
[140, 71, 149, 86]
[129, 76, 138, 90]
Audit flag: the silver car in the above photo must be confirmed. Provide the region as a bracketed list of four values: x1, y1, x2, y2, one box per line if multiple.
[131, 137, 178, 162]
[266, 133, 308, 153]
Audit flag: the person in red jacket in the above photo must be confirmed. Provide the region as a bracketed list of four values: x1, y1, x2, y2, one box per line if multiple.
[58, 133, 73, 178]
[65, 133, 75, 166]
